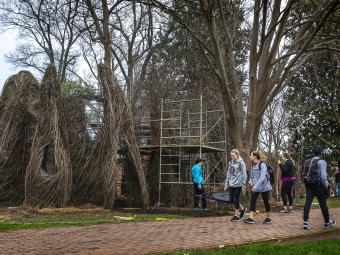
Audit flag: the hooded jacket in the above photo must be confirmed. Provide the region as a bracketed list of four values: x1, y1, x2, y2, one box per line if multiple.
[313, 156, 328, 189]
[224, 157, 247, 189]
[191, 163, 203, 184]
[250, 161, 272, 192]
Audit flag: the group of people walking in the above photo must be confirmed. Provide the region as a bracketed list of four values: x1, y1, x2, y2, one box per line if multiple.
[224, 149, 272, 224]
[192, 146, 336, 229]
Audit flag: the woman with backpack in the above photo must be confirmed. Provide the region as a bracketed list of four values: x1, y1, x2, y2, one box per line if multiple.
[278, 153, 296, 213]
[243, 150, 272, 224]
[224, 148, 247, 222]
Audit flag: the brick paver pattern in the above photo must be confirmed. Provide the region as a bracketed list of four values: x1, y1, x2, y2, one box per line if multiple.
[0, 208, 339, 255]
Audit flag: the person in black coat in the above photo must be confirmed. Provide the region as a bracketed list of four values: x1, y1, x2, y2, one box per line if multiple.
[278, 153, 296, 213]
[334, 166, 340, 197]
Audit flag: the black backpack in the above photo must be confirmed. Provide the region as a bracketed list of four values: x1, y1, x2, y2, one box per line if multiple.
[259, 162, 275, 185]
[301, 158, 321, 184]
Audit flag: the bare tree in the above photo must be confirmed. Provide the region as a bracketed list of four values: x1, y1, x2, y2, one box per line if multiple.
[133, 0, 340, 160]
[0, 0, 85, 82]
[109, 2, 154, 102]
[83, 0, 149, 208]
[259, 95, 292, 200]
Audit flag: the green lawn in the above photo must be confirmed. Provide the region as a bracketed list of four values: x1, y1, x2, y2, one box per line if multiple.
[293, 197, 340, 208]
[170, 239, 340, 255]
[0, 206, 188, 231]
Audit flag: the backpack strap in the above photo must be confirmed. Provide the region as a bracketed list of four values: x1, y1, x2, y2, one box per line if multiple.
[301, 160, 308, 182]
[227, 161, 232, 173]
[307, 158, 314, 182]
[303, 160, 308, 169]
[238, 160, 243, 170]
[260, 161, 271, 183]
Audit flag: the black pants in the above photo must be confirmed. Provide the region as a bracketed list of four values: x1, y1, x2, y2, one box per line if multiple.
[249, 191, 270, 212]
[193, 183, 207, 209]
[281, 180, 294, 206]
[303, 182, 329, 223]
[229, 187, 242, 210]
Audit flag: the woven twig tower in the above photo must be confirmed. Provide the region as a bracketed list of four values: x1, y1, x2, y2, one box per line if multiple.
[25, 65, 72, 207]
[0, 71, 40, 204]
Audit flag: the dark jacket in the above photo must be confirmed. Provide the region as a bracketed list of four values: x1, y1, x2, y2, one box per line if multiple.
[335, 172, 340, 183]
[279, 160, 295, 177]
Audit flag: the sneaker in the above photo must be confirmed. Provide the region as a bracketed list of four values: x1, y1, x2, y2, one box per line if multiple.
[231, 216, 240, 222]
[239, 207, 247, 219]
[280, 209, 288, 213]
[194, 207, 200, 211]
[243, 218, 254, 224]
[303, 221, 310, 230]
[263, 218, 271, 224]
[203, 208, 209, 211]
[325, 220, 336, 228]
[288, 209, 294, 213]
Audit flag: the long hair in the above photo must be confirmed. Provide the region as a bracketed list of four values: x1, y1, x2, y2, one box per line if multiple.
[283, 152, 295, 164]
[252, 150, 267, 161]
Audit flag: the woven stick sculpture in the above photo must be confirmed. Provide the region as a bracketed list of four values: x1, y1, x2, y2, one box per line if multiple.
[95, 64, 149, 208]
[24, 65, 72, 207]
[0, 65, 150, 208]
[0, 71, 40, 203]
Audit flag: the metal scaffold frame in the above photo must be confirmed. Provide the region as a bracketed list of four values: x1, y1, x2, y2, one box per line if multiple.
[156, 96, 226, 205]
[84, 89, 227, 206]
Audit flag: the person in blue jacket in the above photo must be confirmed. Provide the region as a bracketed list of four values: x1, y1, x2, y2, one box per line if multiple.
[192, 157, 208, 211]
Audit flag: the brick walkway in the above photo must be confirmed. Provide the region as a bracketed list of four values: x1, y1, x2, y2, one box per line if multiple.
[0, 208, 339, 255]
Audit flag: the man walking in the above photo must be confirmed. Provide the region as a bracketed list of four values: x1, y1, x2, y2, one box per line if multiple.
[302, 147, 336, 230]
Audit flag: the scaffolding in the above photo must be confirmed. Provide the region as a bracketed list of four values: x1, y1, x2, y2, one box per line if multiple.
[84, 91, 227, 206]
[152, 96, 226, 205]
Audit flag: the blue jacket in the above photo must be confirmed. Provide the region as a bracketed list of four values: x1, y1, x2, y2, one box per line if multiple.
[191, 164, 203, 184]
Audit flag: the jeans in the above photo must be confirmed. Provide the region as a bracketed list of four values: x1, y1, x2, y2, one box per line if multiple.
[229, 187, 242, 210]
[303, 182, 329, 223]
[281, 180, 294, 206]
[337, 183, 340, 197]
[193, 183, 207, 209]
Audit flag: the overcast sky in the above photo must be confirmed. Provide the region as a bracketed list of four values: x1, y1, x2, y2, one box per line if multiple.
[0, 30, 18, 91]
